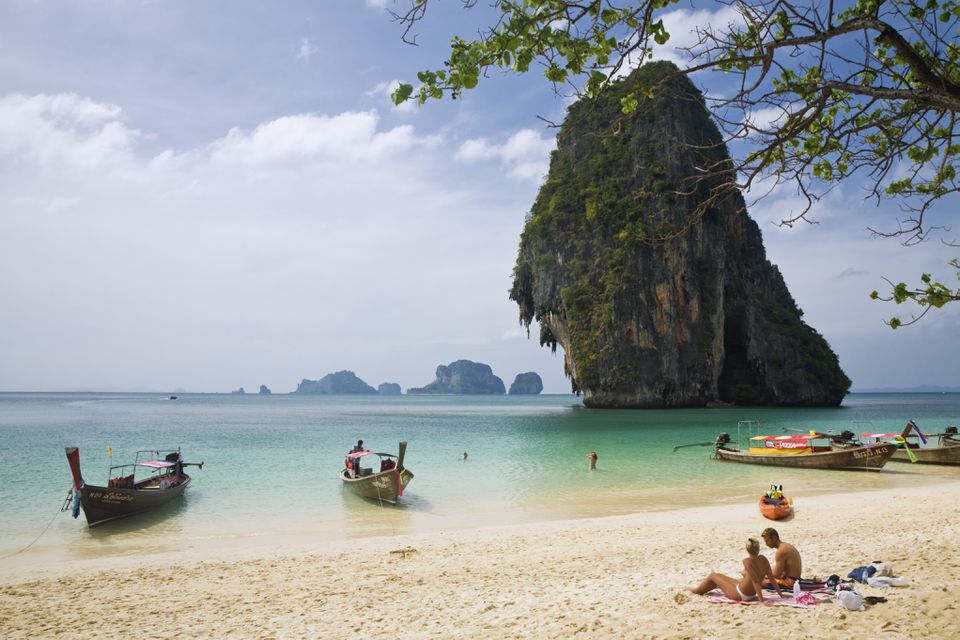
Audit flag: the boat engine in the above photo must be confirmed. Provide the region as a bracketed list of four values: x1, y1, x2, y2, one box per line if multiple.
[946, 426, 958, 435]
[715, 432, 731, 447]
[837, 430, 857, 444]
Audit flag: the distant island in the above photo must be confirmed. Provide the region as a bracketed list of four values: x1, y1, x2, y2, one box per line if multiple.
[231, 387, 245, 395]
[509, 372, 543, 395]
[408, 360, 506, 395]
[378, 382, 402, 395]
[259, 385, 271, 395]
[293, 371, 378, 394]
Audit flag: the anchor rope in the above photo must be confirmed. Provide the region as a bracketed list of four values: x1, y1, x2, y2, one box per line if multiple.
[0, 484, 74, 561]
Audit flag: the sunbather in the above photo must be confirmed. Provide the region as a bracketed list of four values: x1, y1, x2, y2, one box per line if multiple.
[687, 538, 783, 603]
[762, 527, 802, 588]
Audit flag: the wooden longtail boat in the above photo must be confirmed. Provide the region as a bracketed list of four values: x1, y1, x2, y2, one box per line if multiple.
[340, 441, 414, 505]
[64, 447, 203, 527]
[864, 423, 960, 466]
[713, 421, 912, 471]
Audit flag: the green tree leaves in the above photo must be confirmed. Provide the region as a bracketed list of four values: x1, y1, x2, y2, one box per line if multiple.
[387, 0, 960, 322]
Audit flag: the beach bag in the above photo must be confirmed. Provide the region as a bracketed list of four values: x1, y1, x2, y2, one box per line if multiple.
[870, 561, 893, 577]
[837, 588, 866, 611]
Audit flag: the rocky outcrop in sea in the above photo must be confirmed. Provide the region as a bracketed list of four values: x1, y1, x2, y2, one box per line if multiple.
[509, 372, 544, 395]
[408, 360, 506, 395]
[293, 371, 378, 394]
[378, 382, 402, 395]
[259, 385, 271, 395]
[510, 61, 850, 408]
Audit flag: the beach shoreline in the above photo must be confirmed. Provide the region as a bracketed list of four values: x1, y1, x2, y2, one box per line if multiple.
[2, 481, 959, 638]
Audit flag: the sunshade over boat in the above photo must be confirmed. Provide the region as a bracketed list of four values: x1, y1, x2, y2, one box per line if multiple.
[711, 421, 913, 471]
[64, 447, 203, 527]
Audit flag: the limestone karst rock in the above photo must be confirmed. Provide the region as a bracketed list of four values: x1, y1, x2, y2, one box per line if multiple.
[509, 372, 544, 395]
[293, 371, 378, 394]
[510, 61, 850, 408]
[408, 360, 506, 394]
[378, 382, 402, 395]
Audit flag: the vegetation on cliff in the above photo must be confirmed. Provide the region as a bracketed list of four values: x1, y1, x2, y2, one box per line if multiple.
[510, 62, 850, 407]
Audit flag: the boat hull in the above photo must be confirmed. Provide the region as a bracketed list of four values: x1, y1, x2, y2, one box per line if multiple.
[759, 497, 791, 520]
[340, 467, 414, 504]
[715, 443, 895, 471]
[890, 440, 960, 465]
[79, 477, 191, 527]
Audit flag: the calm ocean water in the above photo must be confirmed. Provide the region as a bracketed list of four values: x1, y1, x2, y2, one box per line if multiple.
[0, 392, 957, 566]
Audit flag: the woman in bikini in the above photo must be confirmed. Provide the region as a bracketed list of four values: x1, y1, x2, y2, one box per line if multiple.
[687, 538, 783, 603]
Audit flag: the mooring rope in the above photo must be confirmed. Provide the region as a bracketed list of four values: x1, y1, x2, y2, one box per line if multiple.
[0, 485, 73, 560]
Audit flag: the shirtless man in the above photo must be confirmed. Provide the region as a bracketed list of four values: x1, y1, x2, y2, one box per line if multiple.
[762, 527, 802, 588]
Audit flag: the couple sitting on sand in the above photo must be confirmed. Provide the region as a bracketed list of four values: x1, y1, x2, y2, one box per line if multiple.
[687, 528, 802, 604]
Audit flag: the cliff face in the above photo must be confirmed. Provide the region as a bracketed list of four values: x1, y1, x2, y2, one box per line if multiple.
[510, 61, 850, 408]
[409, 360, 506, 394]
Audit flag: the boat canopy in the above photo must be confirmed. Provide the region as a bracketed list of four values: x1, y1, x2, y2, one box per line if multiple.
[345, 450, 397, 459]
[860, 433, 905, 439]
[750, 434, 819, 441]
[135, 459, 176, 469]
[345, 450, 374, 459]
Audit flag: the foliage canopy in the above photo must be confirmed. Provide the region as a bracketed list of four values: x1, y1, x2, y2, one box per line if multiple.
[389, 0, 960, 322]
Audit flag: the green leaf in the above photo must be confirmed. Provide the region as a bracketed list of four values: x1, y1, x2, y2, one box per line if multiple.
[391, 83, 414, 105]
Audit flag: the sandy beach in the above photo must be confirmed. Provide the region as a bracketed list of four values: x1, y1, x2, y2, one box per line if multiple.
[2, 481, 959, 639]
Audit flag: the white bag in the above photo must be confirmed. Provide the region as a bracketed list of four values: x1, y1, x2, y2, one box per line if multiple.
[838, 588, 866, 611]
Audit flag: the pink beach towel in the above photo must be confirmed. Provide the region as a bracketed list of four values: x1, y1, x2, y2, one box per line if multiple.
[705, 589, 831, 608]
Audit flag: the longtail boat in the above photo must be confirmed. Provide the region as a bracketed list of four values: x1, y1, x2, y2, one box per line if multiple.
[340, 441, 413, 505]
[712, 421, 912, 471]
[862, 422, 960, 466]
[64, 447, 203, 527]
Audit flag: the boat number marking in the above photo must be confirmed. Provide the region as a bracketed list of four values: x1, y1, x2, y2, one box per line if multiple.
[852, 446, 888, 460]
[87, 490, 136, 503]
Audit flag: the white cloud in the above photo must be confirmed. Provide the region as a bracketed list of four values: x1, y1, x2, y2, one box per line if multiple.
[0, 92, 567, 392]
[0, 93, 140, 171]
[296, 37, 319, 63]
[456, 128, 556, 182]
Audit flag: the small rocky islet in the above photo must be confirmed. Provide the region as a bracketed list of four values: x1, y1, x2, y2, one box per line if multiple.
[288, 362, 542, 395]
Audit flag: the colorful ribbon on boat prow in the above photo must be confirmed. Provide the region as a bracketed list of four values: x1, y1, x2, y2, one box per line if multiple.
[907, 419, 928, 445]
[894, 436, 918, 463]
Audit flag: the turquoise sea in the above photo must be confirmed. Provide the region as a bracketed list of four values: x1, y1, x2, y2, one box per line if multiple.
[1, 392, 958, 567]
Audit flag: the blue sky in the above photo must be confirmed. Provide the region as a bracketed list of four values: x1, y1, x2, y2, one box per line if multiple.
[0, 0, 957, 393]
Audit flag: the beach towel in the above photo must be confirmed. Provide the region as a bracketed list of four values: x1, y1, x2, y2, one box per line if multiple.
[761, 578, 832, 593]
[705, 589, 832, 608]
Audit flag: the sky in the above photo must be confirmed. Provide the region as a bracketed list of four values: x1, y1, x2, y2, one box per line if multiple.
[0, 0, 957, 394]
